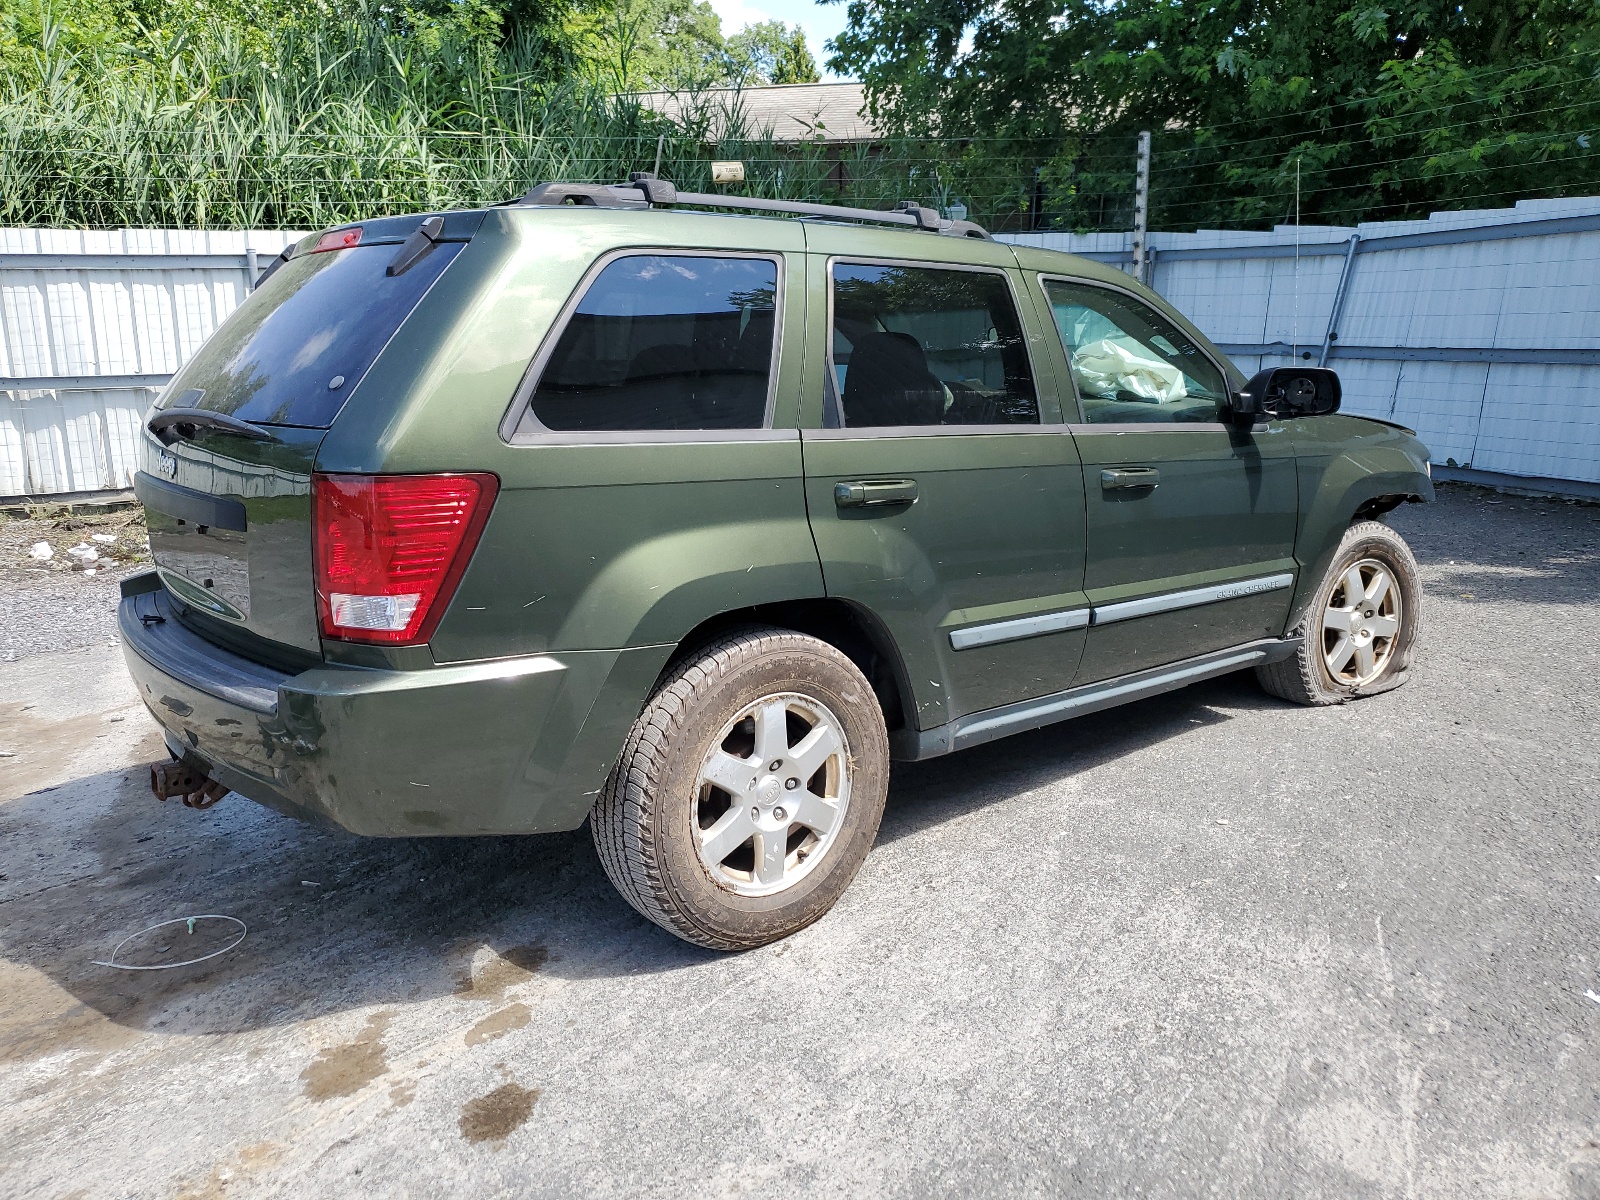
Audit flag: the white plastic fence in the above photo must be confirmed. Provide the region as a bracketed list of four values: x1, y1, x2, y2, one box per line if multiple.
[0, 229, 299, 497]
[1004, 196, 1600, 489]
[3, 199, 1598, 497]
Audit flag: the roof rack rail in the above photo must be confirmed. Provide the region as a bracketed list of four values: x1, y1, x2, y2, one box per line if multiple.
[515, 174, 991, 240]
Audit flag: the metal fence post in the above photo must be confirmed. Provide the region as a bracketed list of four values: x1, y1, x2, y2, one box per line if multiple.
[1131, 131, 1151, 285]
[1318, 233, 1362, 366]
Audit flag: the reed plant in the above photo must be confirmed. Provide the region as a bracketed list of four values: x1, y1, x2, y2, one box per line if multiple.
[0, 13, 1043, 230]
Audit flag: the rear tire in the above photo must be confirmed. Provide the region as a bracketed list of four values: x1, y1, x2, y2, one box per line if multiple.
[592, 627, 890, 950]
[1257, 520, 1422, 706]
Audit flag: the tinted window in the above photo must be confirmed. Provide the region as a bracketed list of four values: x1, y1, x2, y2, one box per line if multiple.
[530, 255, 778, 431]
[829, 263, 1037, 428]
[1043, 280, 1228, 424]
[158, 241, 462, 428]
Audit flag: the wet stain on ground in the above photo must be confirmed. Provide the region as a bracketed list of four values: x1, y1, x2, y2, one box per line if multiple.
[464, 1003, 531, 1047]
[454, 943, 548, 1001]
[389, 1080, 416, 1108]
[300, 1011, 392, 1101]
[459, 1082, 539, 1144]
[0, 962, 142, 1065]
[0, 705, 163, 804]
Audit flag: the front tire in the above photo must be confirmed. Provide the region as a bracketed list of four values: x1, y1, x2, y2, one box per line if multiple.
[1257, 520, 1422, 706]
[592, 627, 890, 950]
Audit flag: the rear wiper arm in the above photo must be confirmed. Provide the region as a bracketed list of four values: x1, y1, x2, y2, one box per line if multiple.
[148, 408, 277, 446]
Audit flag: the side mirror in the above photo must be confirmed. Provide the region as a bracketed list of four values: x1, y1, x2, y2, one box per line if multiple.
[1231, 366, 1342, 424]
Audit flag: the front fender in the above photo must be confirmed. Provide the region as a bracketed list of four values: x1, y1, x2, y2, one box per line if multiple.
[1286, 416, 1433, 630]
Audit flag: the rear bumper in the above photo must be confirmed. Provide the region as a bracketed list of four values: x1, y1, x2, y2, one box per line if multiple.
[119, 584, 670, 835]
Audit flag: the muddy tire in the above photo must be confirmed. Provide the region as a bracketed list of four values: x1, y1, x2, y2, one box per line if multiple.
[1257, 520, 1422, 706]
[591, 627, 890, 950]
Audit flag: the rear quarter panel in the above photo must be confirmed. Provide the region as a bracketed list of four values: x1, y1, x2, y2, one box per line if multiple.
[316, 207, 822, 662]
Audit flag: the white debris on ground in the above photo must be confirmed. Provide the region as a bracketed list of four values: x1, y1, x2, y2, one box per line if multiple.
[2, 505, 151, 661]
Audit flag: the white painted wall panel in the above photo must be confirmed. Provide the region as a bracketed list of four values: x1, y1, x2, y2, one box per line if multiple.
[102, 390, 156, 488]
[1383, 361, 1488, 468]
[0, 227, 299, 495]
[3, 205, 1597, 495]
[2, 282, 53, 376]
[132, 278, 181, 375]
[1260, 253, 1343, 346]
[1160, 259, 1262, 344]
[0, 394, 27, 494]
[1475, 365, 1600, 483]
[1007, 196, 1600, 485]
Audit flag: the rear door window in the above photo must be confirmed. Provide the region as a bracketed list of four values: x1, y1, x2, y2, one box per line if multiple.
[528, 253, 779, 432]
[829, 262, 1038, 428]
[158, 241, 463, 428]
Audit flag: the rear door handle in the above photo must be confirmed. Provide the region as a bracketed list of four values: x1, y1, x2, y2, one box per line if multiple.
[1101, 467, 1160, 490]
[834, 479, 918, 508]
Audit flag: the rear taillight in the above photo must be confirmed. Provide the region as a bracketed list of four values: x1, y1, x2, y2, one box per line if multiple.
[312, 227, 362, 253]
[312, 472, 498, 645]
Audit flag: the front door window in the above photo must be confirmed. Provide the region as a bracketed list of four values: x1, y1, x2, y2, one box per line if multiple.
[1043, 280, 1228, 424]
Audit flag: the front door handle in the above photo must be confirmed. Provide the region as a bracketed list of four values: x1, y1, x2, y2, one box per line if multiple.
[1101, 467, 1160, 490]
[834, 479, 919, 508]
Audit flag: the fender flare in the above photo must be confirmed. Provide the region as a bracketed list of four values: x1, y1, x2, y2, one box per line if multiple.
[1287, 453, 1433, 632]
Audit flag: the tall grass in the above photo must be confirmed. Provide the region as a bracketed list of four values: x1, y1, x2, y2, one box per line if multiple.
[0, 16, 1043, 230]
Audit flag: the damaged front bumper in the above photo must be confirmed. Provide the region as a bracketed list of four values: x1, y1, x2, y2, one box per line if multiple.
[118, 576, 669, 836]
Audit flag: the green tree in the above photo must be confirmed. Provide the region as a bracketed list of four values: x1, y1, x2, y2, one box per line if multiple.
[727, 20, 819, 84]
[825, 0, 1600, 228]
[590, 0, 728, 88]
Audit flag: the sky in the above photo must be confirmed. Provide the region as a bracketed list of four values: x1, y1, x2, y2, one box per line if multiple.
[705, 0, 853, 79]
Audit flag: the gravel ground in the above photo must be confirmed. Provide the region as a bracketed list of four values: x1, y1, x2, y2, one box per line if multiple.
[0, 507, 150, 663]
[0, 484, 1597, 1198]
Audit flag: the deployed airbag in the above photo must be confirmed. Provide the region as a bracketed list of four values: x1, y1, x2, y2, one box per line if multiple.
[1071, 337, 1188, 403]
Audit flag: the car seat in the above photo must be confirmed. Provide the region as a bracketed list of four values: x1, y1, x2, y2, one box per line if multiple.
[840, 332, 945, 427]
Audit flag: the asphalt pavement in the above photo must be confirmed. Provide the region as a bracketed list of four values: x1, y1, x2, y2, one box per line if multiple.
[1, 485, 1597, 1198]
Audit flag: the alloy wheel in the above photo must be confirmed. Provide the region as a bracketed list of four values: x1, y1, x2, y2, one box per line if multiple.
[1322, 557, 1402, 685]
[693, 692, 851, 897]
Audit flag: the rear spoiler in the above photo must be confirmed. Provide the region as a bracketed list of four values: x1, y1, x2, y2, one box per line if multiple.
[256, 209, 489, 288]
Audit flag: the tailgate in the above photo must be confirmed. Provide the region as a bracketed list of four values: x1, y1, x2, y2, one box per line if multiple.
[136, 217, 473, 662]
[138, 427, 327, 657]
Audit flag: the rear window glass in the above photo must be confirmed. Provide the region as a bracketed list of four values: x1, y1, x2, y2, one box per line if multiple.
[529, 254, 778, 431]
[158, 241, 462, 428]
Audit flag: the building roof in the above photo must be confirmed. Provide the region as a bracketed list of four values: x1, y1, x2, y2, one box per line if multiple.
[630, 82, 879, 144]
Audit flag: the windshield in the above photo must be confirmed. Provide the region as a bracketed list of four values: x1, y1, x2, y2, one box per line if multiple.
[158, 241, 462, 428]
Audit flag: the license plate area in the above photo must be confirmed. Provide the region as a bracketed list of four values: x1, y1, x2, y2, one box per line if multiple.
[149, 511, 251, 620]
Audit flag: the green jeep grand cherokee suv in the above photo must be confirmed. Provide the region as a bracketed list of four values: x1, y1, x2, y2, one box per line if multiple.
[120, 177, 1433, 949]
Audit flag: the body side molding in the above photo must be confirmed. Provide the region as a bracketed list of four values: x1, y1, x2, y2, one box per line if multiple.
[946, 571, 1296, 651]
[1092, 572, 1296, 626]
[949, 607, 1091, 650]
[892, 637, 1302, 760]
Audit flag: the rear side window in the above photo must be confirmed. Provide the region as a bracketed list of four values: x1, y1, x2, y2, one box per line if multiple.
[158, 241, 463, 428]
[529, 254, 778, 431]
[829, 262, 1038, 428]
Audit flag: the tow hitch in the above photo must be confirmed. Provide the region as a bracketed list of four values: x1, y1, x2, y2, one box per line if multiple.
[149, 754, 229, 809]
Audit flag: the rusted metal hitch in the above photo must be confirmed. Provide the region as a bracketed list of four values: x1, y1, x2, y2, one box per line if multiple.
[149, 756, 229, 809]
